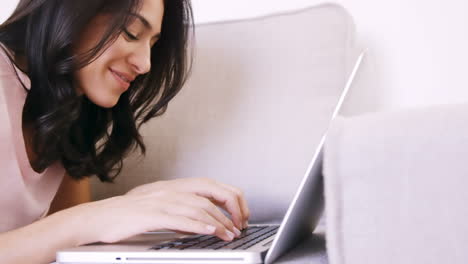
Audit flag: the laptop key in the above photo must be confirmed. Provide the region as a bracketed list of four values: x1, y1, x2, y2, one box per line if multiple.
[183, 228, 261, 250]
[215, 226, 279, 250]
[218, 239, 248, 250]
[150, 243, 174, 250]
[242, 227, 265, 235]
[151, 226, 279, 251]
[184, 237, 220, 249]
[172, 244, 192, 250]
[237, 230, 278, 250]
[205, 241, 231, 249]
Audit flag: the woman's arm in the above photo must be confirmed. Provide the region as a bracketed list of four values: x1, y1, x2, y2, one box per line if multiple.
[0, 207, 85, 264]
[0, 174, 92, 263]
[0, 178, 250, 263]
[48, 173, 91, 215]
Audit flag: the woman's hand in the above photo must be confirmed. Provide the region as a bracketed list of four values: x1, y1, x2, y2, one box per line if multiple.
[127, 178, 250, 230]
[64, 177, 250, 245]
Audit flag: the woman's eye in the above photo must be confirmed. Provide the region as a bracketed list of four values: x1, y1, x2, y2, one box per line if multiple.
[123, 29, 138, 41]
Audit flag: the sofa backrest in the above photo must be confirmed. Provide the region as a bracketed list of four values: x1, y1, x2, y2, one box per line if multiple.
[91, 3, 358, 223]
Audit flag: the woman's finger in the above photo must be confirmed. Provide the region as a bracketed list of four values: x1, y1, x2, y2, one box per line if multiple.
[149, 178, 248, 230]
[175, 194, 240, 236]
[193, 179, 244, 230]
[163, 200, 235, 241]
[219, 183, 250, 229]
[155, 214, 218, 237]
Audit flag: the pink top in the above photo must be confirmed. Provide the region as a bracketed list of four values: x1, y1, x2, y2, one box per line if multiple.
[0, 45, 64, 232]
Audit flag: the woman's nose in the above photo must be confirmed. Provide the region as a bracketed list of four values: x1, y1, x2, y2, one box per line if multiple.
[129, 44, 151, 75]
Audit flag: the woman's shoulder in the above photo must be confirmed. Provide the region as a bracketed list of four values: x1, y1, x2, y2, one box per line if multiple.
[0, 43, 29, 99]
[0, 43, 28, 112]
[0, 46, 13, 135]
[0, 43, 18, 76]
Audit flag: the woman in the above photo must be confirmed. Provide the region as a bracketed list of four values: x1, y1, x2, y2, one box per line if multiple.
[0, 0, 250, 263]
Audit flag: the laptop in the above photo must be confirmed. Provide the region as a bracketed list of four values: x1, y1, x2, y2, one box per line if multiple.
[57, 51, 365, 264]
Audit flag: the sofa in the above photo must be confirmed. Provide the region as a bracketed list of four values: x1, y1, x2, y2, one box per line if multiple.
[324, 103, 468, 264]
[90, 3, 468, 263]
[91, 3, 351, 262]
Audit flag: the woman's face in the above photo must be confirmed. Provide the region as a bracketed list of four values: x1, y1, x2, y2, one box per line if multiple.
[74, 0, 164, 108]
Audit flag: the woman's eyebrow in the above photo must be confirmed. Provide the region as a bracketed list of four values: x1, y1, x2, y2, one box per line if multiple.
[130, 13, 161, 38]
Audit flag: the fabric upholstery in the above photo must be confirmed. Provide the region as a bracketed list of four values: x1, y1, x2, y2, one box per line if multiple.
[324, 103, 468, 264]
[91, 4, 357, 224]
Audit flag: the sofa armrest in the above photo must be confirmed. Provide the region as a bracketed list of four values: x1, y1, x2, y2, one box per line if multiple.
[324, 103, 468, 264]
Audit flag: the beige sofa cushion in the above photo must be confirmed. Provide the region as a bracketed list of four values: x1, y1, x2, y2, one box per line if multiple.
[91, 4, 357, 223]
[324, 103, 468, 264]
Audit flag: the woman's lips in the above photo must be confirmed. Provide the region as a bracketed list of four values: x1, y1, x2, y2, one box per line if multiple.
[110, 69, 131, 91]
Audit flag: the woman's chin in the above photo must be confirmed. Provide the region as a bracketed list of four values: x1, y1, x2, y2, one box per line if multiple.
[86, 92, 120, 108]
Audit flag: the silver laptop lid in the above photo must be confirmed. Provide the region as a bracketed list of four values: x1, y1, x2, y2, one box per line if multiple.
[265, 50, 366, 264]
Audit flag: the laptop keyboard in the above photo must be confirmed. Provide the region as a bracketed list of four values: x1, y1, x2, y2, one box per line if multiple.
[150, 226, 279, 250]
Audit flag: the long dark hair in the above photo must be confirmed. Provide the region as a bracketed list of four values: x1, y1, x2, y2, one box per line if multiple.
[0, 0, 194, 182]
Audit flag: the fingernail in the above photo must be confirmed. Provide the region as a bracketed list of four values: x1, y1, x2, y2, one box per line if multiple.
[233, 227, 241, 237]
[244, 221, 249, 229]
[206, 225, 216, 233]
[225, 230, 235, 240]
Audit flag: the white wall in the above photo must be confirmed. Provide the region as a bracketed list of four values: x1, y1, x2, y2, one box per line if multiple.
[0, 1, 17, 23]
[192, 0, 468, 111]
[3, 0, 468, 111]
